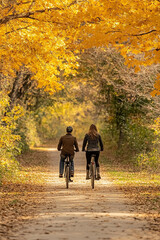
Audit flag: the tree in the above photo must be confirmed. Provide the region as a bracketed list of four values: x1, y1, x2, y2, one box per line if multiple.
[0, 0, 160, 93]
[72, 47, 160, 156]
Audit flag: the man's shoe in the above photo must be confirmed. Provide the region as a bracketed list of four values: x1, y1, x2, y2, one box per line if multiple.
[69, 179, 73, 182]
[70, 171, 74, 177]
[59, 174, 63, 178]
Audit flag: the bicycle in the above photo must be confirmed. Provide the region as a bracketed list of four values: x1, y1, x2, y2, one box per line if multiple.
[89, 153, 96, 189]
[64, 154, 73, 189]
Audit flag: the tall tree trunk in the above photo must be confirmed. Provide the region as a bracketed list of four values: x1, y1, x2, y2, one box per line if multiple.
[118, 128, 124, 149]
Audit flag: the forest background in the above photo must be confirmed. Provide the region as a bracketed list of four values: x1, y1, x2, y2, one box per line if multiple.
[0, 0, 160, 196]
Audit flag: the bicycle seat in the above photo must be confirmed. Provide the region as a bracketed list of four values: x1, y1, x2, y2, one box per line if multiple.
[91, 154, 96, 157]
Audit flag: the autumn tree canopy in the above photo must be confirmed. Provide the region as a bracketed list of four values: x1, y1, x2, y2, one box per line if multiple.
[0, 0, 160, 93]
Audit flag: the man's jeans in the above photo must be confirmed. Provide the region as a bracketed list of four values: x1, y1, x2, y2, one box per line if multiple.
[59, 154, 74, 176]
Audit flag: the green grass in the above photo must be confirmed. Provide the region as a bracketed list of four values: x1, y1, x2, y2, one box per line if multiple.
[102, 161, 160, 214]
[107, 170, 160, 186]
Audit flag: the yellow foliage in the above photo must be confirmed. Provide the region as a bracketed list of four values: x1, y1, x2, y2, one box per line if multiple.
[39, 101, 96, 139]
[0, 91, 24, 152]
[151, 75, 160, 96]
[0, 0, 160, 92]
[134, 66, 141, 73]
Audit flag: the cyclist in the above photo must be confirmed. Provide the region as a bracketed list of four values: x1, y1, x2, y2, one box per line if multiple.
[82, 124, 103, 180]
[57, 126, 79, 181]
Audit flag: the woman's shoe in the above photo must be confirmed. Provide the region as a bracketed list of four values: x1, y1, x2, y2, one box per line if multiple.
[96, 167, 101, 180]
[86, 170, 90, 180]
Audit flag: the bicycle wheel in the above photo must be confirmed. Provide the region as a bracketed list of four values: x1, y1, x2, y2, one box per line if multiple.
[66, 165, 69, 189]
[90, 160, 95, 189]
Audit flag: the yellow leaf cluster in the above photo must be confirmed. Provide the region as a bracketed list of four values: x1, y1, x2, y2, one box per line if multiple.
[151, 75, 160, 97]
[0, 92, 24, 155]
[0, 0, 160, 92]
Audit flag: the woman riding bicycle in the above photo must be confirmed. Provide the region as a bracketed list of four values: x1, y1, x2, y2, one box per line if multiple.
[82, 124, 103, 180]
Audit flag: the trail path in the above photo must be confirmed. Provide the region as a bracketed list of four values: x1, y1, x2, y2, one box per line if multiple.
[9, 146, 160, 240]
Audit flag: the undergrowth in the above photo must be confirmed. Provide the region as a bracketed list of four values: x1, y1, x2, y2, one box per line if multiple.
[101, 155, 160, 215]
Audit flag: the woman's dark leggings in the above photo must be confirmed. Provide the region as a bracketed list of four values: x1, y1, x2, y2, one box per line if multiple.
[86, 151, 100, 170]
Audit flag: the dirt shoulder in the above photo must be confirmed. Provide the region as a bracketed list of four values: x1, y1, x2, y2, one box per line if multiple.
[0, 148, 48, 239]
[102, 163, 160, 232]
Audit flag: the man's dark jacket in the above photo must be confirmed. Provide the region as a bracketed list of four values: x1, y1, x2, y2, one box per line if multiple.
[57, 133, 79, 156]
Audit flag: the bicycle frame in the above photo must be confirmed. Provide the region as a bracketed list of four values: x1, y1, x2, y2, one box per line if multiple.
[64, 155, 71, 189]
[59, 149, 76, 188]
[90, 154, 96, 189]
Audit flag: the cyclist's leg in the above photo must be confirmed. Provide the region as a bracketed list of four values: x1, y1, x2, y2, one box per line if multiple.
[94, 152, 101, 179]
[86, 151, 92, 169]
[86, 151, 91, 179]
[59, 154, 65, 177]
[94, 151, 100, 168]
[69, 155, 74, 177]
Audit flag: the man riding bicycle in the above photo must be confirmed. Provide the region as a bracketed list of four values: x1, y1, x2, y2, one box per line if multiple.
[57, 126, 79, 181]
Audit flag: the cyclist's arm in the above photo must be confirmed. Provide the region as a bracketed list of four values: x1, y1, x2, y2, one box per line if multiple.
[57, 137, 63, 151]
[99, 135, 104, 151]
[82, 134, 88, 151]
[74, 137, 79, 152]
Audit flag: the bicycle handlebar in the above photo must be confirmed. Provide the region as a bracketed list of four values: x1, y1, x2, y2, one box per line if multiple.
[59, 149, 78, 152]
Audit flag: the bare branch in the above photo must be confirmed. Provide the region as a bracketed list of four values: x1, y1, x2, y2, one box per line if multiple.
[105, 30, 121, 35]
[131, 30, 156, 37]
[0, 7, 60, 24]
[0, 0, 78, 25]
[5, 25, 32, 34]
[27, 0, 36, 11]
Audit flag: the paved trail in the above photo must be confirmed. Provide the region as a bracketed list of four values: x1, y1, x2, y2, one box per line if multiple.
[9, 146, 160, 240]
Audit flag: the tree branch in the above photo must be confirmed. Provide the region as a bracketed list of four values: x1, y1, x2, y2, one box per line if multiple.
[105, 30, 121, 35]
[131, 29, 156, 37]
[0, 7, 61, 25]
[0, 0, 77, 25]
[5, 25, 32, 35]
[0, 1, 78, 25]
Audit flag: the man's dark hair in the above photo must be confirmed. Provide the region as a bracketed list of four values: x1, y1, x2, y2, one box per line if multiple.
[66, 126, 73, 133]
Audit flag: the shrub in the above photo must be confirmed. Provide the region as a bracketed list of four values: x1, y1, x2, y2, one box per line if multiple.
[0, 92, 23, 183]
[135, 149, 160, 172]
